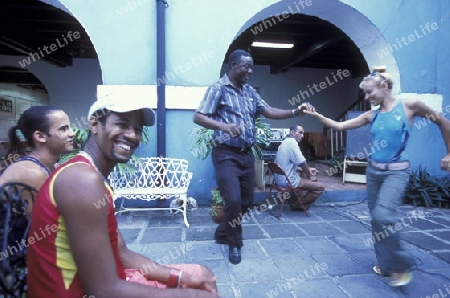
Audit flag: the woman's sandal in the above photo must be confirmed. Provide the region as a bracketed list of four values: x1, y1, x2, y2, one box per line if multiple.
[373, 265, 389, 276]
[388, 272, 413, 286]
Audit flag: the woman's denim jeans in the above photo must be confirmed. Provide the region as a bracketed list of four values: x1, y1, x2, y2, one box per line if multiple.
[366, 164, 416, 273]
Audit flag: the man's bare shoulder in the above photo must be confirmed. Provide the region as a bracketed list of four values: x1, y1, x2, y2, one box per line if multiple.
[53, 162, 107, 206]
[54, 161, 103, 188]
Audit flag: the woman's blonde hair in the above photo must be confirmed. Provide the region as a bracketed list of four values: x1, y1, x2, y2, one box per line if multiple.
[359, 65, 393, 90]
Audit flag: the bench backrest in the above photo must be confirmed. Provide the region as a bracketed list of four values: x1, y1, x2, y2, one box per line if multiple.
[109, 157, 192, 192]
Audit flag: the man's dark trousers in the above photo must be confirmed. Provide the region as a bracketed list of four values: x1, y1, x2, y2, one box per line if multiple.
[212, 145, 255, 247]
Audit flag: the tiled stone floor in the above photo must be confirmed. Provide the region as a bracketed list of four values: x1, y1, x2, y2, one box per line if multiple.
[118, 201, 450, 298]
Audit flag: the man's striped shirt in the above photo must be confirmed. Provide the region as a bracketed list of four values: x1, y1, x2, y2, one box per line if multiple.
[196, 74, 269, 149]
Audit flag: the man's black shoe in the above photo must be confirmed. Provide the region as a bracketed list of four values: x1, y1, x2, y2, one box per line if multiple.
[229, 246, 241, 265]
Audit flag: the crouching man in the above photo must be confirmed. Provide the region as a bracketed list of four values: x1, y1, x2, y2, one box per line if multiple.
[274, 125, 325, 210]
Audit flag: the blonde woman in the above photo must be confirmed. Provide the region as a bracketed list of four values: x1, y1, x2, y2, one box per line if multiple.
[304, 66, 450, 286]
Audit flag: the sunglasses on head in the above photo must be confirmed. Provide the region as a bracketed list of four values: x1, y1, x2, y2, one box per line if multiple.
[369, 71, 387, 81]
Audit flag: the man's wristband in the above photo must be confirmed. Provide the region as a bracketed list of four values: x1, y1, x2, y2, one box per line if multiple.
[292, 108, 298, 117]
[167, 268, 182, 288]
[178, 271, 183, 288]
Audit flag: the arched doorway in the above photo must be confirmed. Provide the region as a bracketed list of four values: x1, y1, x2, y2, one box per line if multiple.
[229, 0, 401, 94]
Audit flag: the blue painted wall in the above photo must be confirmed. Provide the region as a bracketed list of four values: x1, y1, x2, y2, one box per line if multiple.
[435, 1, 450, 177]
[380, 1, 448, 176]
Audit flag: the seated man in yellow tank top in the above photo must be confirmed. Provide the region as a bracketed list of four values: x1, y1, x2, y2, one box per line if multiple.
[27, 92, 219, 298]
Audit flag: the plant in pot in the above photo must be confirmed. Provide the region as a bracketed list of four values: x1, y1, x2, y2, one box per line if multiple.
[211, 188, 225, 223]
[190, 116, 273, 221]
[404, 166, 450, 208]
[329, 146, 345, 176]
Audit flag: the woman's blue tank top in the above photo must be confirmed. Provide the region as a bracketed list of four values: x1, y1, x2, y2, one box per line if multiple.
[370, 100, 411, 163]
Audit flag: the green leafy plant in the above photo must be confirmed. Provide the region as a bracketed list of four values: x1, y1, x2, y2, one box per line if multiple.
[190, 127, 214, 160]
[252, 117, 273, 160]
[404, 166, 450, 208]
[211, 188, 225, 219]
[211, 188, 225, 206]
[57, 127, 89, 164]
[190, 116, 273, 160]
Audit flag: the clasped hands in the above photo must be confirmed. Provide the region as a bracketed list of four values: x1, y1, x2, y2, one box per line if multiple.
[298, 167, 319, 182]
[299, 102, 319, 116]
[309, 167, 319, 182]
[298, 102, 317, 113]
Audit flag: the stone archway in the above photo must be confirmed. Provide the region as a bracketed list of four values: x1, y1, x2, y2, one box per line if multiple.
[21, 1, 103, 127]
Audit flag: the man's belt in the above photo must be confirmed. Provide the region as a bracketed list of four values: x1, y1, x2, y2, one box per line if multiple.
[370, 160, 410, 171]
[220, 144, 252, 154]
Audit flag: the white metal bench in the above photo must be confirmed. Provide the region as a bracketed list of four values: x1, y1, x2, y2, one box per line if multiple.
[109, 157, 193, 227]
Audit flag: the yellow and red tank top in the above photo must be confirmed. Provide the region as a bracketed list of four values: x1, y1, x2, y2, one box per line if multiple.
[27, 154, 126, 298]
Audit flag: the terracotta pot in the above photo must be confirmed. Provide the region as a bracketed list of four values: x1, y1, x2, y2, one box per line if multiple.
[211, 204, 225, 223]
